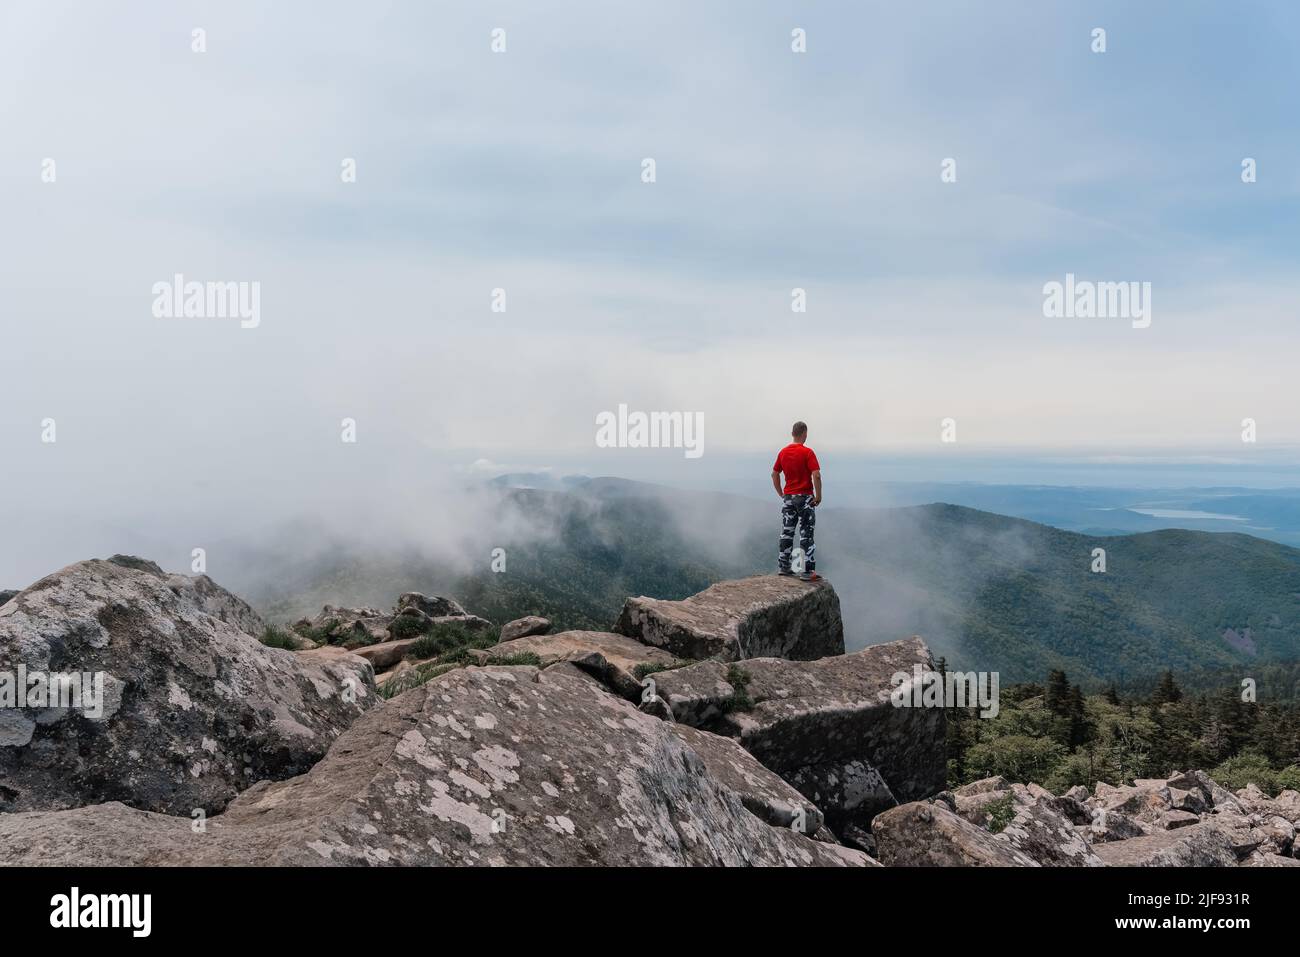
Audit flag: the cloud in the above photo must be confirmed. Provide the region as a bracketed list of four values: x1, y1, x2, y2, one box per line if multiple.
[462, 458, 553, 477]
[2, 0, 1298, 584]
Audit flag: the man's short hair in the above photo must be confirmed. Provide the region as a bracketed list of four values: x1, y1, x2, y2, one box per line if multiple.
[792, 421, 808, 437]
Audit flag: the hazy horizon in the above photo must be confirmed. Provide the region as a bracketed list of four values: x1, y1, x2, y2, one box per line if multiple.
[8, 454, 1300, 590]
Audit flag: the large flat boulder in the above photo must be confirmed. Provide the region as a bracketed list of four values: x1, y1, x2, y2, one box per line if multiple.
[1091, 822, 1240, 867]
[0, 664, 876, 867]
[614, 575, 844, 661]
[872, 802, 1040, 866]
[0, 557, 375, 816]
[646, 636, 945, 829]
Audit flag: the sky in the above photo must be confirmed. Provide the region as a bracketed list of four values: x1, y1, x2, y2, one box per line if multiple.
[2, 1, 1299, 580]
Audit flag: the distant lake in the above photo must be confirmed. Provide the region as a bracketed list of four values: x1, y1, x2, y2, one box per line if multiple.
[1127, 508, 1248, 522]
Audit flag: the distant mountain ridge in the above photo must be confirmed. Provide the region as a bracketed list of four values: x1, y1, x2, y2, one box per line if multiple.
[226, 478, 1300, 688]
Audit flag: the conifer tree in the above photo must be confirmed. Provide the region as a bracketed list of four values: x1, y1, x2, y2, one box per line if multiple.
[1045, 669, 1072, 716]
[1151, 670, 1182, 706]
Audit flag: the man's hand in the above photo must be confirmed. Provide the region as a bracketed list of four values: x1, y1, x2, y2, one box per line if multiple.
[813, 496, 822, 507]
[771, 470, 784, 498]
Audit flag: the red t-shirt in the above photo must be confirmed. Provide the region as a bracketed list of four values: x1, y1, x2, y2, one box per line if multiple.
[773, 443, 821, 495]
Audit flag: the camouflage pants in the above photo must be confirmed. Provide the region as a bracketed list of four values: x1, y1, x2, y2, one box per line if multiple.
[778, 494, 816, 572]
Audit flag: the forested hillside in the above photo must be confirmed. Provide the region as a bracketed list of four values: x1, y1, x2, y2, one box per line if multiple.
[234, 480, 1300, 689]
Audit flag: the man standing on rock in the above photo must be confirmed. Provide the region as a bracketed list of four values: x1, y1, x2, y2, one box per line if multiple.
[771, 421, 822, 582]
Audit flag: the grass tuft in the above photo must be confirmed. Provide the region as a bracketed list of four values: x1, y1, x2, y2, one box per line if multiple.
[406, 622, 495, 661]
[376, 649, 544, 699]
[259, 625, 300, 651]
[723, 664, 754, 713]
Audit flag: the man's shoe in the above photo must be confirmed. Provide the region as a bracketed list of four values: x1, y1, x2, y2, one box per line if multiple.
[777, 569, 795, 577]
[799, 572, 822, 582]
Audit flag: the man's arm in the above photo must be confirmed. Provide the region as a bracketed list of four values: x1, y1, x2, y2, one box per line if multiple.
[812, 470, 822, 506]
[771, 470, 783, 497]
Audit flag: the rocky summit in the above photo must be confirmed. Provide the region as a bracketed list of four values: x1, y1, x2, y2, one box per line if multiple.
[0, 560, 1296, 867]
[614, 574, 844, 661]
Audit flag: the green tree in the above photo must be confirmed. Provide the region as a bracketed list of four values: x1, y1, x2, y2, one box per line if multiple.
[1211, 753, 1278, 793]
[965, 734, 1066, 783]
[1045, 669, 1072, 717]
[1067, 684, 1090, 748]
[1151, 670, 1182, 706]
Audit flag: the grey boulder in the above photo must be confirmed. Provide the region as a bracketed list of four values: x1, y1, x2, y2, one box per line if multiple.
[498, 616, 551, 643]
[614, 574, 844, 661]
[396, 592, 466, 618]
[0, 558, 375, 816]
[872, 801, 1040, 866]
[996, 798, 1105, 866]
[1091, 822, 1240, 867]
[649, 636, 945, 829]
[667, 723, 829, 839]
[0, 664, 876, 867]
